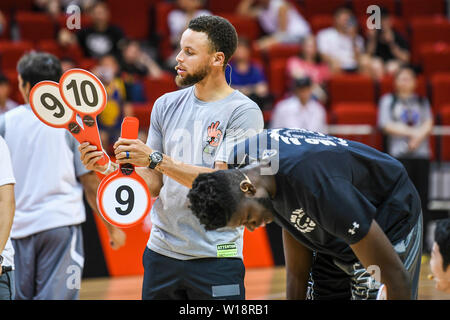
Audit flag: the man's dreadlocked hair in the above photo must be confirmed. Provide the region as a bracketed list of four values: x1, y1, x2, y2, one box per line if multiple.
[188, 169, 246, 230]
[435, 218, 450, 271]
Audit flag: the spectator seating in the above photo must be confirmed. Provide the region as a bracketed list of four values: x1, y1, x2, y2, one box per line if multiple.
[329, 74, 375, 107]
[106, 0, 152, 40]
[400, 0, 446, 20]
[431, 73, 450, 113]
[303, 0, 348, 17]
[0, 40, 33, 73]
[331, 103, 382, 149]
[16, 12, 56, 42]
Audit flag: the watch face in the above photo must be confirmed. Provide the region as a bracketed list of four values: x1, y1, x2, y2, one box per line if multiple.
[151, 152, 163, 163]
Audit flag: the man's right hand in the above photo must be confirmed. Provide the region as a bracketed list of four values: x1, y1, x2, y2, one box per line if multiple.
[79, 142, 109, 173]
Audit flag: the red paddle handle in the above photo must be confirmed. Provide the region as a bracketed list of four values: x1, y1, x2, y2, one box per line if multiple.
[121, 117, 139, 140]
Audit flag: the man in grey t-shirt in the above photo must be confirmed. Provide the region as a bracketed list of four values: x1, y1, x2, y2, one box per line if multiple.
[80, 16, 263, 299]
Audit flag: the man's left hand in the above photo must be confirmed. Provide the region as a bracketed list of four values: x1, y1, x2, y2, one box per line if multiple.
[113, 138, 152, 167]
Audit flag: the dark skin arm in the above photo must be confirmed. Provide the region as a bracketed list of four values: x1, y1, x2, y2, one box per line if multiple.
[350, 219, 412, 300]
[283, 229, 313, 300]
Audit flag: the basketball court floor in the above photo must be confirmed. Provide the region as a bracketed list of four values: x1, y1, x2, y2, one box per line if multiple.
[79, 259, 449, 300]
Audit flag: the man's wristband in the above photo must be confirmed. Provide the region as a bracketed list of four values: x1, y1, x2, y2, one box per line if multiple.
[99, 160, 112, 175]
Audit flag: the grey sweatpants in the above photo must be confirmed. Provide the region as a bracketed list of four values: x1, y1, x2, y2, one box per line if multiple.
[12, 225, 84, 300]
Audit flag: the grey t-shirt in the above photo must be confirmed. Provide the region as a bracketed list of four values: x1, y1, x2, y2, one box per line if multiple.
[377, 94, 432, 159]
[146, 86, 263, 260]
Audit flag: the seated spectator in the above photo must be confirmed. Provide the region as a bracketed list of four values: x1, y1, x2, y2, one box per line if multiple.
[0, 75, 18, 115]
[120, 40, 163, 102]
[430, 218, 450, 294]
[270, 76, 327, 133]
[58, 1, 125, 59]
[166, 0, 211, 68]
[225, 38, 272, 111]
[366, 8, 410, 80]
[92, 54, 129, 152]
[316, 7, 366, 73]
[237, 0, 310, 50]
[286, 35, 331, 103]
[377, 66, 433, 252]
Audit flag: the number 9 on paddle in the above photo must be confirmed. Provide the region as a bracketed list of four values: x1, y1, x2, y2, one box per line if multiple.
[97, 117, 151, 228]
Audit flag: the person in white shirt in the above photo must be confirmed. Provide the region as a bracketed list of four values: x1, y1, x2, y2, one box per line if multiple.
[316, 7, 366, 72]
[0, 52, 126, 300]
[270, 77, 327, 133]
[237, 0, 311, 50]
[0, 136, 15, 300]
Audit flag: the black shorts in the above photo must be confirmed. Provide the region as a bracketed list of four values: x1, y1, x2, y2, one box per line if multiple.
[307, 215, 422, 300]
[142, 248, 245, 300]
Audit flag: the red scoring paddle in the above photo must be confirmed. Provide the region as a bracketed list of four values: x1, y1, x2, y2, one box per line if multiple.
[96, 117, 151, 228]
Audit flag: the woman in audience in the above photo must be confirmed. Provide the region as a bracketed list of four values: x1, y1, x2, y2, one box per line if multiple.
[286, 35, 331, 103]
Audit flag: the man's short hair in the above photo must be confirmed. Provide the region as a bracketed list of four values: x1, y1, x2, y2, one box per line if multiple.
[435, 218, 450, 271]
[188, 169, 244, 230]
[188, 15, 238, 69]
[17, 52, 62, 88]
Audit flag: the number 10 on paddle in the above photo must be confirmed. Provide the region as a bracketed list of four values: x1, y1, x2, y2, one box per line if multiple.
[97, 117, 151, 228]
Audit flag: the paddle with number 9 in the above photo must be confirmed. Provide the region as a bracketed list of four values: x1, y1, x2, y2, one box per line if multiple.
[96, 117, 151, 228]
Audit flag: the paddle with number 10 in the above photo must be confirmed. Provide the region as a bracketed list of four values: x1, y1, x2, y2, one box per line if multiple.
[29, 68, 109, 166]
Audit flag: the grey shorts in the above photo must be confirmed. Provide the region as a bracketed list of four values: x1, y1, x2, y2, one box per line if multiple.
[307, 216, 423, 300]
[0, 270, 15, 300]
[12, 225, 84, 300]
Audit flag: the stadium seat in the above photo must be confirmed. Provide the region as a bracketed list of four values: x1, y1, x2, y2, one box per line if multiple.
[16, 12, 56, 42]
[207, 0, 243, 14]
[309, 15, 334, 34]
[106, 0, 152, 40]
[352, 0, 397, 17]
[332, 103, 378, 125]
[0, 0, 33, 13]
[0, 41, 33, 73]
[220, 14, 262, 42]
[410, 17, 450, 63]
[267, 58, 289, 99]
[331, 103, 382, 149]
[303, 0, 348, 17]
[143, 73, 178, 104]
[264, 43, 302, 60]
[421, 45, 450, 77]
[400, 0, 446, 20]
[329, 74, 375, 106]
[155, 2, 176, 60]
[37, 40, 84, 63]
[431, 73, 450, 113]
[378, 74, 427, 99]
